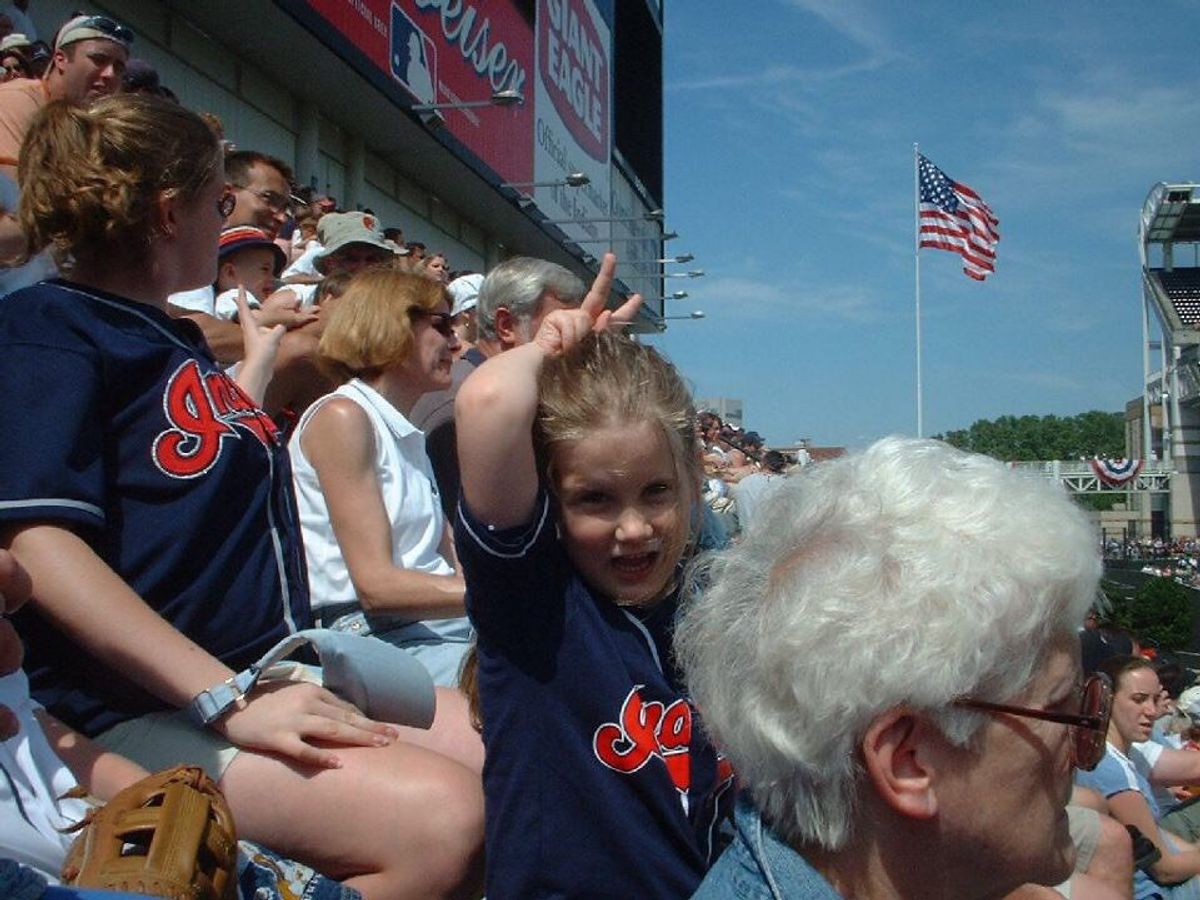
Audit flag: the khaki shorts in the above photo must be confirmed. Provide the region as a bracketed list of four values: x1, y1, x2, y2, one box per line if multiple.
[93, 663, 321, 780]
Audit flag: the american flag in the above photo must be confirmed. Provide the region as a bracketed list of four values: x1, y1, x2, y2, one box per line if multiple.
[918, 154, 999, 281]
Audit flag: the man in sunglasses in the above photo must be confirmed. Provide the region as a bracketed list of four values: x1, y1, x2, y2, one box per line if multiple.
[677, 436, 1118, 900]
[0, 13, 131, 180]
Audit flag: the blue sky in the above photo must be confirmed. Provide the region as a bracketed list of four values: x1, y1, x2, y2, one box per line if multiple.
[642, 1, 1200, 449]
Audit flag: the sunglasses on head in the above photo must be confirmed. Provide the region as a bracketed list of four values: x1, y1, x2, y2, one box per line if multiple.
[954, 672, 1113, 771]
[64, 15, 134, 45]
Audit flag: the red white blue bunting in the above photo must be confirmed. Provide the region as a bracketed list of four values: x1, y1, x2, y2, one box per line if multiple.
[1090, 458, 1143, 487]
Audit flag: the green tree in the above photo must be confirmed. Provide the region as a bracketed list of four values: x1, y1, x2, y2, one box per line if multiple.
[934, 410, 1125, 461]
[1102, 577, 1196, 652]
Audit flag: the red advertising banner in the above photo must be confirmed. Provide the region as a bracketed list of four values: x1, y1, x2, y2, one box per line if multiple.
[302, 0, 534, 184]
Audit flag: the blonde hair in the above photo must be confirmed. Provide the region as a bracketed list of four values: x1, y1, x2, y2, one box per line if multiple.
[318, 268, 449, 381]
[18, 94, 222, 268]
[537, 330, 702, 549]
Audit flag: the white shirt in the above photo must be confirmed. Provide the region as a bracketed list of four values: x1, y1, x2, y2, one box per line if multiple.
[290, 378, 455, 613]
[281, 242, 322, 280]
[0, 669, 89, 882]
[167, 284, 216, 316]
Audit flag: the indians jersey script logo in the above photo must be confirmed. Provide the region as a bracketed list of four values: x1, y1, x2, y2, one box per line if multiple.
[593, 685, 696, 812]
[152, 360, 278, 479]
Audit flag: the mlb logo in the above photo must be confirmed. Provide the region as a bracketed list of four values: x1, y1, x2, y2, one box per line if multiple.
[390, 4, 436, 104]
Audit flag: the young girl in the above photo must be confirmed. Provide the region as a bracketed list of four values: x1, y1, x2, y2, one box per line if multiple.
[454, 254, 734, 899]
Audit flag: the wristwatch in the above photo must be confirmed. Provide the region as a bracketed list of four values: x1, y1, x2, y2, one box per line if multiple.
[186, 666, 261, 727]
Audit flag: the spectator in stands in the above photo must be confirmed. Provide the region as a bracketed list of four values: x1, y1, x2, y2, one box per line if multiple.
[0, 46, 26, 82]
[731, 448, 787, 533]
[454, 255, 734, 898]
[1080, 656, 1200, 897]
[406, 240, 427, 261]
[383, 225, 405, 252]
[289, 269, 477, 697]
[424, 251, 449, 283]
[678, 437, 1109, 900]
[312, 210, 394, 278]
[0, 33, 30, 81]
[170, 151, 306, 356]
[415, 256, 587, 516]
[0, 13, 130, 179]
[0, 93, 483, 899]
[0, 14, 131, 297]
[448, 271, 480, 351]
[211, 225, 316, 329]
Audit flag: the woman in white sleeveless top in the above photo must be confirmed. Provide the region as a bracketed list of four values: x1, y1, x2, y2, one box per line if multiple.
[290, 269, 473, 689]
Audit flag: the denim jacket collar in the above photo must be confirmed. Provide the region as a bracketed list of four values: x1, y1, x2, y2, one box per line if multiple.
[736, 798, 843, 900]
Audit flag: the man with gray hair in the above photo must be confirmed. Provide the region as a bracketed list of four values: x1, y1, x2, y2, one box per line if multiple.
[678, 437, 1116, 900]
[474, 255, 586, 354]
[417, 255, 588, 512]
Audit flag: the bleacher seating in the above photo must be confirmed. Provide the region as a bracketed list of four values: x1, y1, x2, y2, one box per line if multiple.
[1152, 268, 1200, 326]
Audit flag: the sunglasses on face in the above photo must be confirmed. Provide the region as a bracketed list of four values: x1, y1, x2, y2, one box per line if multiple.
[954, 672, 1113, 771]
[411, 309, 455, 338]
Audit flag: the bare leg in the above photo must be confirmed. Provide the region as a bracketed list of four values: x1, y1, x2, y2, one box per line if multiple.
[219, 739, 483, 899]
[392, 687, 484, 774]
[1085, 813, 1133, 900]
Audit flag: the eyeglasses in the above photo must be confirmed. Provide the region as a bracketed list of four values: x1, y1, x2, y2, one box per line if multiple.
[411, 309, 455, 339]
[233, 185, 292, 216]
[217, 192, 237, 219]
[62, 15, 134, 46]
[954, 673, 1112, 771]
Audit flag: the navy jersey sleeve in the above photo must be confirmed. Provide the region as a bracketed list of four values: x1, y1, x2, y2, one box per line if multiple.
[0, 333, 107, 530]
[454, 488, 572, 643]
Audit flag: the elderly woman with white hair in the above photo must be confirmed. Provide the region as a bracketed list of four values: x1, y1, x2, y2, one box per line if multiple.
[677, 437, 1113, 900]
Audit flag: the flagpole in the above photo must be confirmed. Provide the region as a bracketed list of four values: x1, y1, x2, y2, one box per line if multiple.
[914, 142, 923, 438]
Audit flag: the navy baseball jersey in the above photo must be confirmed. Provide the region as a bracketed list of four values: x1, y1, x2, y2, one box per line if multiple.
[456, 490, 735, 900]
[0, 279, 310, 736]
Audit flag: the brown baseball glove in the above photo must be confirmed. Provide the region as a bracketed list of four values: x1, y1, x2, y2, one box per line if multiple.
[60, 764, 238, 900]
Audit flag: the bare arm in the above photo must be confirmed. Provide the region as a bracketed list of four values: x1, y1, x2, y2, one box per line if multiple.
[1108, 790, 1200, 883]
[34, 710, 148, 802]
[1150, 746, 1200, 787]
[169, 308, 245, 364]
[232, 290, 285, 407]
[455, 253, 641, 529]
[3, 523, 396, 769]
[302, 397, 466, 618]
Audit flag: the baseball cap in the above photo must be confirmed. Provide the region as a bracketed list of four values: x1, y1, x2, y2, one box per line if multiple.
[53, 14, 133, 53]
[219, 225, 286, 276]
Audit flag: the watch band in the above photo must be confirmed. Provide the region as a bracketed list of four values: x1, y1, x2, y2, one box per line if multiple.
[186, 666, 262, 727]
[185, 632, 319, 728]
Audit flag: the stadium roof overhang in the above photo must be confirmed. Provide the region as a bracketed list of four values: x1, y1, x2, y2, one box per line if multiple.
[159, 0, 661, 329]
[1142, 183, 1200, 244]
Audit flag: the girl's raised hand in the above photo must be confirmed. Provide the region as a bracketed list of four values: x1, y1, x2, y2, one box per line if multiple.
[532, 253, 643, 356]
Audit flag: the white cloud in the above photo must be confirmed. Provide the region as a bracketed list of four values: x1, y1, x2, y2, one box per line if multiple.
[684, 275, 895, 324]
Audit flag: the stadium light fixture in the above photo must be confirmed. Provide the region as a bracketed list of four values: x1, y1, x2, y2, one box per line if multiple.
[622, 254, 695, 267]
[661, 311, 706, 321]
[412, 89, 523, 113]
[502, 172, 590, 189]
[541, 208, 664, 225]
